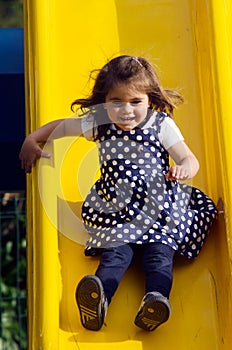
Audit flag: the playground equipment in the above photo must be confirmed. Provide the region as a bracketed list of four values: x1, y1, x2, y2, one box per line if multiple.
[24, 0, 232, 349]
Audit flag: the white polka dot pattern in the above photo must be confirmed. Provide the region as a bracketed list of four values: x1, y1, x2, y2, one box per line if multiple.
[82, 113, 217, 259]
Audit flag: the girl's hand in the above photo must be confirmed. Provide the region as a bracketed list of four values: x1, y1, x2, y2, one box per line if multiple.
[19, 118, 82, 173]
[165, 165, 190, 180]
[166, 141, 199, 181]
[19, 135, 51, 173]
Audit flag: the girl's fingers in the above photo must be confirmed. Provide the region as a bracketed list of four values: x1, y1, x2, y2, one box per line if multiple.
[41, 151, 51, 158]
[165, 170, 177, 180]
[166, 166, 189, 180]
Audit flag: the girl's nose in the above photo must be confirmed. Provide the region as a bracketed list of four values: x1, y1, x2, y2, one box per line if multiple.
[122, 102, 133, 113]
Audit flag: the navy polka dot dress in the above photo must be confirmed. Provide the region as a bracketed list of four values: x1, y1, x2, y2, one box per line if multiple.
[82, 113, 217, 259]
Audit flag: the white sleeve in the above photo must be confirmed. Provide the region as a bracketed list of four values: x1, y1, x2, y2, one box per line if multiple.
[81, 115, 97, 141]
[158, 117, 184, 149]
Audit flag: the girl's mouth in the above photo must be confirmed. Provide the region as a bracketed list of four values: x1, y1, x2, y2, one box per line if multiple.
[119, 116, 135, 122]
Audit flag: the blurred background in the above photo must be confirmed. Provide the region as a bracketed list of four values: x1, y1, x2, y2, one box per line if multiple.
[0, 1, 27, 349]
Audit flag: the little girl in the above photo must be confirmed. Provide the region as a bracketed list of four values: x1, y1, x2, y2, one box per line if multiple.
[20, 55, 217, 332]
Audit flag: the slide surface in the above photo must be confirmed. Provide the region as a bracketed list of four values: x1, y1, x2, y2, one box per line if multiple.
[24, 0, 232, 349]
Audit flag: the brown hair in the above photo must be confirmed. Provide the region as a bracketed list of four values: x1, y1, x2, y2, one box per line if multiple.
[71, 55, 183, 139]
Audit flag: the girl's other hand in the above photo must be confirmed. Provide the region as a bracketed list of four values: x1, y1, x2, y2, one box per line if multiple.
[19, 135, 50, 173]
[166, 141, 199, 180]
[165, 165, 189, 180]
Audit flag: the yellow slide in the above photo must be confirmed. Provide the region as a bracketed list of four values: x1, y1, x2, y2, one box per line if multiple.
[24, 0, 232, 349]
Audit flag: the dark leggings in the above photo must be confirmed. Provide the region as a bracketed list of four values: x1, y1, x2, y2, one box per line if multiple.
[95, 243, 175, 304]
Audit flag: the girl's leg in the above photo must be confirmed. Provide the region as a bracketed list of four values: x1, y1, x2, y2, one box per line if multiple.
[95, 244, 134, 303]
[134, 243, 174, 331]
[76, 244, 134, 331]
[142, 242, 174, 298]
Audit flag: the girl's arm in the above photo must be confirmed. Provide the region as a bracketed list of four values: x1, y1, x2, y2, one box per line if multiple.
[166, 141, 199, 180]
[19, 118, 83, 173]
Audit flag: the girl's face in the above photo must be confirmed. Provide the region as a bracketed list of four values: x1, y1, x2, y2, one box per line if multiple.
[104, 84, 150, 131]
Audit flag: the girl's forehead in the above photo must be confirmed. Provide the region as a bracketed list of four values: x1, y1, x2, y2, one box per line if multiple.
[106, 83, 147, 98]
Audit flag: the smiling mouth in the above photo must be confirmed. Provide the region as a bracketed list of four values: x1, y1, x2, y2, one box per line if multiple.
[119, 117, 135, 122]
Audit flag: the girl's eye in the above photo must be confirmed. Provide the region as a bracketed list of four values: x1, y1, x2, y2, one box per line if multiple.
[131, 100, 141, 105]
[111, 101, 123, 106]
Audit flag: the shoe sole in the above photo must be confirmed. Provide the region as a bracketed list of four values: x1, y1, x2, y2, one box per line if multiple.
[75, 275, 104, 331]
[135, 295, 170, 331]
